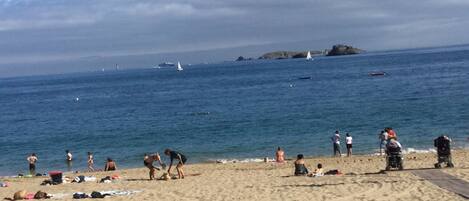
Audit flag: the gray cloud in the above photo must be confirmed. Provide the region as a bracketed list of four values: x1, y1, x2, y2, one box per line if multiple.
[0, 0, 469, 76]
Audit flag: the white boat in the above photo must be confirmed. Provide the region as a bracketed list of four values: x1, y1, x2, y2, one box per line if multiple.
[306, 51, 313, 61]
[176, 61, 183, 71]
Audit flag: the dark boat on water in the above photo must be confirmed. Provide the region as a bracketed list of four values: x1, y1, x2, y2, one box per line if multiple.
[368, 72, 386, 76]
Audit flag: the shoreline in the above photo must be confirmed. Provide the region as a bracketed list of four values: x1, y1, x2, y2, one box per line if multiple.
[1, 150, 468, 200]
[3, 147, 468, 178]
[2, 146, 468, 178]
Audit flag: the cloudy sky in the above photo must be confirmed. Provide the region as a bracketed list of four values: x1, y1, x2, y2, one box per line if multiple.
[1, 0, 469, 76]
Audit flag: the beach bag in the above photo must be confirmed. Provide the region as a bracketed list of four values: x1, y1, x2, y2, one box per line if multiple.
[49, 171, 63, 184]
[91, 191, 110, 198]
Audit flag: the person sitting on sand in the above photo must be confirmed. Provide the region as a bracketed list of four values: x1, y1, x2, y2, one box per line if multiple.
[87, 152, 95, 171]
[275, 147, 285, 163]
[308, 163, 324, 177]
[27, 153, 38, 175]
[144, 153, 164, 180]
[164, 149, 187, 179]
[294, 154, 309, 176]
[104, 158, 117, 171]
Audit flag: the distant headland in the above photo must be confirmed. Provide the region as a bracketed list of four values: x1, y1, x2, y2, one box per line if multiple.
[236, 44, 363, 61]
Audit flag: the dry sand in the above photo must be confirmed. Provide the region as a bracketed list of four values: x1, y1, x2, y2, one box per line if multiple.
[1, 150, 468, 201]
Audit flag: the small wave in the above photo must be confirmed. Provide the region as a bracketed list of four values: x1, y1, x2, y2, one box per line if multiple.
[401, 147, 436, 154]
[209, 157, 274, 164]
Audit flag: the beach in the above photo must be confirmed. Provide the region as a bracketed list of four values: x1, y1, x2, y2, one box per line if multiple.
[1, 150, 468, 200]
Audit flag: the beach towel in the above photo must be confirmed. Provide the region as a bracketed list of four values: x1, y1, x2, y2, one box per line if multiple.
[324, 169, 342, 175]
[99, 190, 142, 196]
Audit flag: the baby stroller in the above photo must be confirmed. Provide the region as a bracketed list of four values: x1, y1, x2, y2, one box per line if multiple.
[385, 140, 404, 171]
[434, 135, 454, 168]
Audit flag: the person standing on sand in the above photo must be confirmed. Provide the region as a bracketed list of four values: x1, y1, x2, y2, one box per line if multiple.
[379, 130, 388, 155]
[104, 158, 117, 171]
[346, 133, 353, 157]
[87, 152, 94, 171]
[386, 127, 397, 140]
[332, 130, 341, 157]
[27, 153, 38, 175]
[144, 153, 164, 180]
[275, 147, 285, 163]
[164, 149, 187, 179]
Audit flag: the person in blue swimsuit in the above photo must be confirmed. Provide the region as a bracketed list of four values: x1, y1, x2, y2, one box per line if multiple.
[164, 149, 187, 179]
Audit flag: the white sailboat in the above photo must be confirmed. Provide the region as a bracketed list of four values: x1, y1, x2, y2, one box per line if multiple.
[306, 51, 313, 61]
[176, 61, 183, 71]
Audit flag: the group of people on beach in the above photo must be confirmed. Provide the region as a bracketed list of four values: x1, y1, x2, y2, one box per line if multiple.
[331, 130, 354, 157]
[330, 128, 399, 157]
[26, 151, 116, 176]
[143, 149, 187, 180]
[26, 148, 186, 181]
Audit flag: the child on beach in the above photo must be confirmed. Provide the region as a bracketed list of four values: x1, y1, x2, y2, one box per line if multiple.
[308, 163, 324, 177]
[346, 133, 353, 157]
[275, 147, 285, 163]
[294, 154, 309, 176]
[27, 153, 37, 175]
[104, 158, 117, 171]
[164, 149, 187, 179]
[379, 130, 388, 155]
[87, 152, 94, 171]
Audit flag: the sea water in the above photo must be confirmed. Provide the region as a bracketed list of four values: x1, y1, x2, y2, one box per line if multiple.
[1, 45, 469, 175]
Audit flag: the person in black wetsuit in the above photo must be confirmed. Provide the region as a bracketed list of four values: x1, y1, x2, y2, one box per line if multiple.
[164, 149, 187, 179]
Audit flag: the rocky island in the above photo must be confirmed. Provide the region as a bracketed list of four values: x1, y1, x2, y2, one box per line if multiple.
[258, 51, 322, 60]
[326, 44, 363, 56]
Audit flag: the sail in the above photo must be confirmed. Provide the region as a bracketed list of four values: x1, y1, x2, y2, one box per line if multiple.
[306, 51, 312, 60]
[177, 62, 183, 71]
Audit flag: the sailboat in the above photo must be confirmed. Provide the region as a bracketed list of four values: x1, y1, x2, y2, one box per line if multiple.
[306, 51, 313, 61]
[176, 61, 183, 71]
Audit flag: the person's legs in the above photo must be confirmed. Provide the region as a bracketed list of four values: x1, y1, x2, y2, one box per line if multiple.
[149, 167, 155, 180]
[336, 144, 342, 157]
[332, 143, 337, 156]
[176, 163, 185, 179]
[29, 164, 36, 175]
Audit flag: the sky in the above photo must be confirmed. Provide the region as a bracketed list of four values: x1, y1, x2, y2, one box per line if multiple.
[1, 0, 469, 77]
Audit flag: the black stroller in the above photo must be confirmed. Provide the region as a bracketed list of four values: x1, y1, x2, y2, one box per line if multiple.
[385, 140, 404, 171]
[434, 135, 454, 168]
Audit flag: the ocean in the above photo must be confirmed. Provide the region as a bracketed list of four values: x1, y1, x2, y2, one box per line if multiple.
[1, 45, 469, 175]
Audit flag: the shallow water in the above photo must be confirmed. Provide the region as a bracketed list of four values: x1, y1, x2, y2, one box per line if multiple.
[1, 45, 469, 175]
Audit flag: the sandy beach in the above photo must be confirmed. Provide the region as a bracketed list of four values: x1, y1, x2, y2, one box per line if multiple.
[1, 150, 468, 201]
